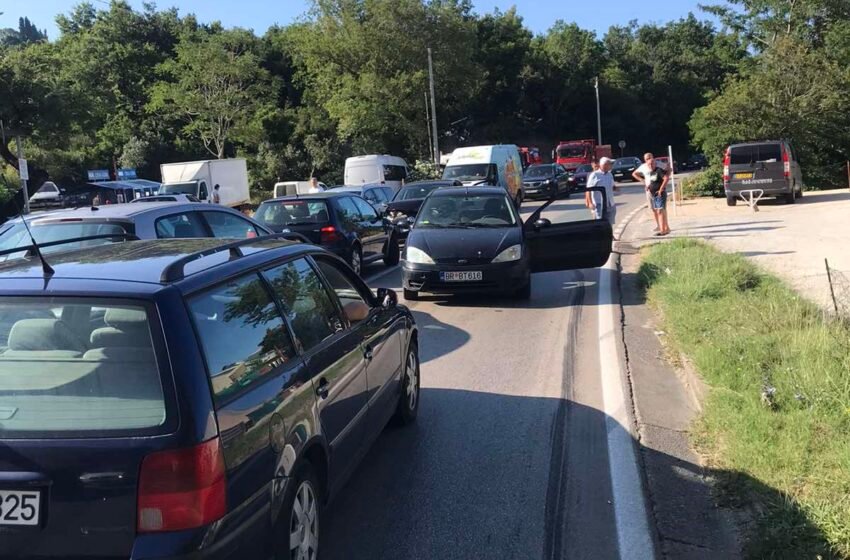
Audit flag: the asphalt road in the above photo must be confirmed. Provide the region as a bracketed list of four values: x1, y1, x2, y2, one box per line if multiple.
[321, 183, 653, 559]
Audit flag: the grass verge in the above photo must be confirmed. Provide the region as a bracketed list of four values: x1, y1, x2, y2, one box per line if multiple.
[639, 239, 850, 559]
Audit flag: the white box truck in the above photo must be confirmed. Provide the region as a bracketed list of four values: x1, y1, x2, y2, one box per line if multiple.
[159, 158, 250, 208]
[442, 145, 524, 206]
[273, 180, 328, 198]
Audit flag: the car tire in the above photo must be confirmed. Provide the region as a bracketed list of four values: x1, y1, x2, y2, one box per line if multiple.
[349, 244, 363, 275]
[403, 288, 419, 301]
[383, 234, 400, 266]
[274, 462, 322, 560]
[514, 281, 531, 300]
[784, 191, 796, 204]
[726, 196, 737, 207]
[393, 342, 420, 425]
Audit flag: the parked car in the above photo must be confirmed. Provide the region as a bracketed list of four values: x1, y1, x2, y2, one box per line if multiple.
[0, 235, 419, 560]
[723, 140, 803, 206]
[0, 203, 273, 261]
[28, 181, 64, 208]
[680, 154, 708, 171]
[522, 163, 570, 199]
[130, 194, 200, 203]
[331, 185, 395, 215]
[401, 187, 613, 300]
[253, 192, 399, 274]
[566, 164, 595, 191]
[612, 157, 642, 182]
[654, 156, 675, 173]
[385, 180, 460, 241]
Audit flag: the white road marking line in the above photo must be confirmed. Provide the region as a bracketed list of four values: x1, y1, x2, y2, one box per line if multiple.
[364, 265, 400, 284]
[597, 257, 655, 559]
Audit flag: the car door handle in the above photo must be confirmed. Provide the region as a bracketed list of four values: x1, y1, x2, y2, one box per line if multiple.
[363, 346, 374, 361]
[316, 377, 330, 400]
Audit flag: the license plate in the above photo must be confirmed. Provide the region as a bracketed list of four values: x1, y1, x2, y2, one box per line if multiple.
[0, 490, 41, 526]
[441, 271, 482, 282]
[734, 172, 754, 179]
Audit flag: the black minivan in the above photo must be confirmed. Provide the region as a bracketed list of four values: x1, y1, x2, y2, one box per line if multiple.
[254, 192, 399, 275]
[0, 236, 419, 559]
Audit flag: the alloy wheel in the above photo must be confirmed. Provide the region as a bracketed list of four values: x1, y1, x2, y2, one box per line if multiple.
[406, 349, 419, 411]
[289, 481, 319, 560]
[351, 248, 362, 275]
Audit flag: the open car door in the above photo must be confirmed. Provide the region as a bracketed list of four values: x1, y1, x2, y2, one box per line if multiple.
[523, 187, 613, 273]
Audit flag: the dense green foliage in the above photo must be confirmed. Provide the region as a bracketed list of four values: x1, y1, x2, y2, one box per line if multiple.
[1, 0, 848, 195]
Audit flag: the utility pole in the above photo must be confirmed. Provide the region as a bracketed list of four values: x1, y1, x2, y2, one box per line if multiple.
[425, 92, 433, 164]
[427, 47, 439, 168]
[15, 136, 30, 214]
[594, 76, 602, 146]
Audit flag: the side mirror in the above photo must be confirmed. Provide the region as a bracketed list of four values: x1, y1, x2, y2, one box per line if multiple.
[343, 301, 371, 323]
[534, 218, 551, 229]
[376, 287, 397, 308]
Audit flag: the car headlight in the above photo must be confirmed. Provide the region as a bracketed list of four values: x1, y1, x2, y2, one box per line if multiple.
[405, 246, 434, 264]
[492, 244, 522, 263]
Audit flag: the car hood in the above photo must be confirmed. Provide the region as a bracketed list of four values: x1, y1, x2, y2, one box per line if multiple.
[407, 226, 522, 261]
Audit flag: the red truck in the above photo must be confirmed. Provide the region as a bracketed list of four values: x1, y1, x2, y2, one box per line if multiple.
[519, 146, 543, 168]
[554, 139, 612, 171]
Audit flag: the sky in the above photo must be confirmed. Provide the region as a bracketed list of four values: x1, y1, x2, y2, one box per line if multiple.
[2, 0, 717, 40]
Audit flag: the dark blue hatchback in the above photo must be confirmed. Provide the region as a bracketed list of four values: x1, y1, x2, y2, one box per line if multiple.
[0, 236, 419, 559]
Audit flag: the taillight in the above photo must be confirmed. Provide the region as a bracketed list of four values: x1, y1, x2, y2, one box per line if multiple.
[782, 145, 790, 178]
[137, 438, 227, 533]
[320, 225, 341, 244]
[722, 148, 731, 183]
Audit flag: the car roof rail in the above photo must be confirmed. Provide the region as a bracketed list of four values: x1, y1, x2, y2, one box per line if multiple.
[160, 232, 304, 283]
[0, 233, 140, 259]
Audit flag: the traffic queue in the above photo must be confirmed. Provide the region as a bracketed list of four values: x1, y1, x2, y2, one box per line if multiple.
[0, 142, 613, 560]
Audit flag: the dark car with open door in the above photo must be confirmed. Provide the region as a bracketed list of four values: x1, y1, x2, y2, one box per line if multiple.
[401, 187, 612, 300]
[385, 180, 460, 241]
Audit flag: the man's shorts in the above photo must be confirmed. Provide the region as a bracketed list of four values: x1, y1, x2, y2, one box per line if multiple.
[651, 191, 667, 210]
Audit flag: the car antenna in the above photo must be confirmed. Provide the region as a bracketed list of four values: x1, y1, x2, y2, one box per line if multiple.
[2, 177, 54, 276]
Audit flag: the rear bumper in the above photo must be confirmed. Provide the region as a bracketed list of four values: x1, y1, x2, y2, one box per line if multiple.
[725, 181, 791, 196]
[402, 259, 530, 295]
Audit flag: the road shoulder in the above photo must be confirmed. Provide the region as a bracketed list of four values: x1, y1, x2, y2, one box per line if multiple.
[617, 246, 742, 558]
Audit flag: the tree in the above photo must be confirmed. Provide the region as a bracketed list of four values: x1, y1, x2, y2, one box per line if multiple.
[690, 37, 850, 185]
[149, 29, 277, 159]
[288, 0, 479, 159]
[0, 16, 47, 48]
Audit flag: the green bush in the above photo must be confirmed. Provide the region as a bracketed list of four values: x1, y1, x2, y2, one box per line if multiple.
[680, 166, 724, 198]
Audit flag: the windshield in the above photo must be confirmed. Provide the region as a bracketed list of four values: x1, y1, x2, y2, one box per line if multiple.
[159, 182, 197, 195]
[524, 165, 555, 179]
[415, 194, 516, 229]
[396, 184, 442, 201]
[0, 222, 130, 260]
[576, 164, 594, 173]
[442, 164, 497, 183]
[615, 158, 635, 166]
[557, 145, 588, 158]
[255, 200, 330, 227]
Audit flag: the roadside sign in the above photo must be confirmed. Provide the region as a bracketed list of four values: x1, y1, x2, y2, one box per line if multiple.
[87, 169, 110, 182]
[18, 159, 29, 181]
[618, 140, 626, 149]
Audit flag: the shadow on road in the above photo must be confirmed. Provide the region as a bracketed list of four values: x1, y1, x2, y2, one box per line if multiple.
[797, 191, 850, 204]
[319, 391, 833, 559]
[410, 309, 470, 364]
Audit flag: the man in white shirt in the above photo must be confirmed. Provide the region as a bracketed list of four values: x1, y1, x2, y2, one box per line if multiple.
[585, 157, 617, 224]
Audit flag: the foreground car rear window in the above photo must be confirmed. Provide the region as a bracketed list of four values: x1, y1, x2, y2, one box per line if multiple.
[0, 299, 167, 438]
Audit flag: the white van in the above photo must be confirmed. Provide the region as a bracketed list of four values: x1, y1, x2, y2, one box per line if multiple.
[442, 145, 524, 206]
[273, 180, 327, 199]
[344, 155, 409, 191]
